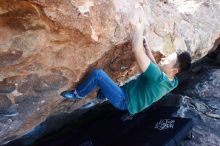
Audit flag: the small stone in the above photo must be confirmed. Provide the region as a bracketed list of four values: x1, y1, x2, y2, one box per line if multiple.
[7, 119, 12, 123]
[40, 100, 45, 104]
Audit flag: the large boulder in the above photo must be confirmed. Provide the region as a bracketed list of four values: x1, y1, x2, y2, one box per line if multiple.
[0, 0, 220, 144]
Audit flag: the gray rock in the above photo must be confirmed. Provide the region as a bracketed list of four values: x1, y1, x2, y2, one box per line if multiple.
[14, 94, 38, 104]
[33, 74, 68, 93]
[0, 50, 23, 67]
[174, 61, 220, 146]
[16, 74, 38, 93]
[0, 95, 12, 111]
[0, 83, 16, 93]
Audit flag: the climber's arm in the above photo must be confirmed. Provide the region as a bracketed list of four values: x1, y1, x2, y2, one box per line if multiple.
[132, 24, 150, 72]
[143, 38, 157, 64]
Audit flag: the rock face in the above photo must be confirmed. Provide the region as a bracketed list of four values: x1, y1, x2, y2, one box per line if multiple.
[0, 0, 220, 144]
[174, 48, 220, 146]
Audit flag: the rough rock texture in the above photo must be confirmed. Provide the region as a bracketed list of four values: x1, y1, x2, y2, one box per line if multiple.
[0, 0, 220, 144]
[174, 48, 220, 146]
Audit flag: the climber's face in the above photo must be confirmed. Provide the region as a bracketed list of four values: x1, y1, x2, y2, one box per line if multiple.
[158, 53, 179, 76]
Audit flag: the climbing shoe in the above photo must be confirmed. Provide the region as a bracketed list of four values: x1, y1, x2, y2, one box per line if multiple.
[60, 90, 82, 100]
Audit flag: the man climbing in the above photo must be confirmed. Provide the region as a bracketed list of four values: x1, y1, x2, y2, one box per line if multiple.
[60, 7, 191, 116]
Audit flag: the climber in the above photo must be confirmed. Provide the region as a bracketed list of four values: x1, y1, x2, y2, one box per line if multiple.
[60, 7, 191, 116]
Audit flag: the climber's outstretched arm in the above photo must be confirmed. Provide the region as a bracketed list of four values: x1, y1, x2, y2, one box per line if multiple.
[143, 38, 157, 64]
[131, 7, 151, 73]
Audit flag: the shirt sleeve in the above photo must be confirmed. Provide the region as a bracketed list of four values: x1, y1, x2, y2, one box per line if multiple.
[143, 62, 165, 82]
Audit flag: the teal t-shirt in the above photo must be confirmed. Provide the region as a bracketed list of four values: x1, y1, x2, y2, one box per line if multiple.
[122, 62, 178, 115]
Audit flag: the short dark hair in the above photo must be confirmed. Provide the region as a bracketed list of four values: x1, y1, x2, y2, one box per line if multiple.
[177, 51, 191, 72]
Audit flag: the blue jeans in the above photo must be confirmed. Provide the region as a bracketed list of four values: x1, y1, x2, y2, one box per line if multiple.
[75, 68, 128, 110]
